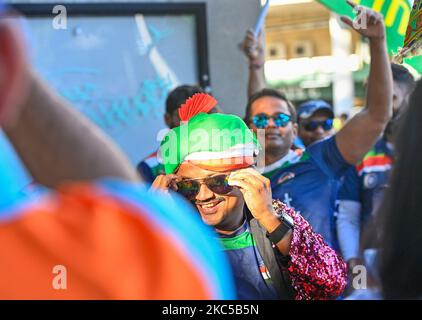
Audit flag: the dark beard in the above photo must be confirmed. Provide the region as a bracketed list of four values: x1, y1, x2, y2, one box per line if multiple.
[384, 101, 408, 142]
[383, 117, 396, 142]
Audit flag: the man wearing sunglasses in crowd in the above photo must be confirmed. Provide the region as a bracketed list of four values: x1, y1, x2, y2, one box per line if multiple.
[241, 1, 393, 250]
[152, 93, 347, 300]
[296, 100, 335, 148]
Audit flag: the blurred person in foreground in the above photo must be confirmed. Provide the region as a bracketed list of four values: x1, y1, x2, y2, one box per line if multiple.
[151, 93, 347, 300]
[347, 79, 422, 300]
[240, 1, 393, 250]
[0, 4, 234, 299]
[378, 79, 422, 300]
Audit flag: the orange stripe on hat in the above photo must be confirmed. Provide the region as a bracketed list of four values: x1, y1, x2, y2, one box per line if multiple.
[187, 156, 255, 172]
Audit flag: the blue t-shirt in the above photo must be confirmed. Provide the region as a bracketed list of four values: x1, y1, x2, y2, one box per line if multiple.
[270, 136, 350, 250]
[338, 138, 393, 225]
[219, 220, 278, 300]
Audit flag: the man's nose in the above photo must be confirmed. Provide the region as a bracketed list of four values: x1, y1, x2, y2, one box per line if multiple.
[314, 125, 325, 135]
[196, 183, 214, 201]
[267, 117, 276, 128]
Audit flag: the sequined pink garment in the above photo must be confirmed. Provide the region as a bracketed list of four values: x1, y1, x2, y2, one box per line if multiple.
[272, 200, 347, 300]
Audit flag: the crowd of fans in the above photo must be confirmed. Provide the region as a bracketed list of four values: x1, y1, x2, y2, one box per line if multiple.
[0, 0, 421, 299]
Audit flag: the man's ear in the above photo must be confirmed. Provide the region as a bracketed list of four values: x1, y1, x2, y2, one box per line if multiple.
[164, 112, 172, 128]
[392, 93, 398, 110]
[292, 122, 298, 138]
[0, 19, 28, 125]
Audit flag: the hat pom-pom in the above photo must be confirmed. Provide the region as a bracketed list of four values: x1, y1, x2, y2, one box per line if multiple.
[178, 93, 218, 122]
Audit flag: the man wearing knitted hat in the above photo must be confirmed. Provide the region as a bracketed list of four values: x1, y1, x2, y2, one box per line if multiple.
[240, 1, 393, 252]
[152, 93, 347, 300]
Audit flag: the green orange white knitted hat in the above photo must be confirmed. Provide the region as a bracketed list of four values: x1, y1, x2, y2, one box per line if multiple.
[159, 93, 260, 174]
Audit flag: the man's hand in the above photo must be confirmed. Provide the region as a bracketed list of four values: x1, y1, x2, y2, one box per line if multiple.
[228, 168, 274, 220]
[150, 174, 179, 195]
[228, 168, 293, 255]
[241, 29, 267, 98]
[340, 0, 385, 40]
[241, 29, 265, 67]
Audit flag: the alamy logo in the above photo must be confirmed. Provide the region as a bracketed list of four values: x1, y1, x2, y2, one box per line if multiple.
[52, 265, 67, 290]
[52, 5, 67, 30]
[352, 265, 367, 290]
[352, 6, 368, 30]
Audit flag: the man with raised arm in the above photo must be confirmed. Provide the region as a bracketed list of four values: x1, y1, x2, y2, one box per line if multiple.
[240, 1, 393, 249]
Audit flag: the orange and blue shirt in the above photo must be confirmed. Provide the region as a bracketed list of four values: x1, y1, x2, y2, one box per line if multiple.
[0, 180, 236, 299]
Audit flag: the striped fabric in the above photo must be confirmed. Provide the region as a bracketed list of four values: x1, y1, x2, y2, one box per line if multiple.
[187, 156, 256, 172]
[356, 150, 393, 176]
[262, 149, 305, 179]
[184, 143, 257, 172]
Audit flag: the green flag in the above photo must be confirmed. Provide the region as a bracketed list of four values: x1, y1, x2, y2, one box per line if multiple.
[317, 0, 421, 73]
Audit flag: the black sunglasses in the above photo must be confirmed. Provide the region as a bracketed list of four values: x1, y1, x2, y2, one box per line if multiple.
[174, 174, 233, 200]
[302, 119, 334, 132]
[251, 113, 292, 129]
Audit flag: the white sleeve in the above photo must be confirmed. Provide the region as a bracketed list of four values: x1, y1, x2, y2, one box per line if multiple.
[336, 200, 362, 262]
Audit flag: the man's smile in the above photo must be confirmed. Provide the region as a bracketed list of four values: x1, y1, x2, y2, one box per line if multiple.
[196, 198, 225, 215]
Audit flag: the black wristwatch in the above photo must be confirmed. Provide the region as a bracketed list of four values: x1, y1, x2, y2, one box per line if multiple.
[266, 210, 294, 244]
